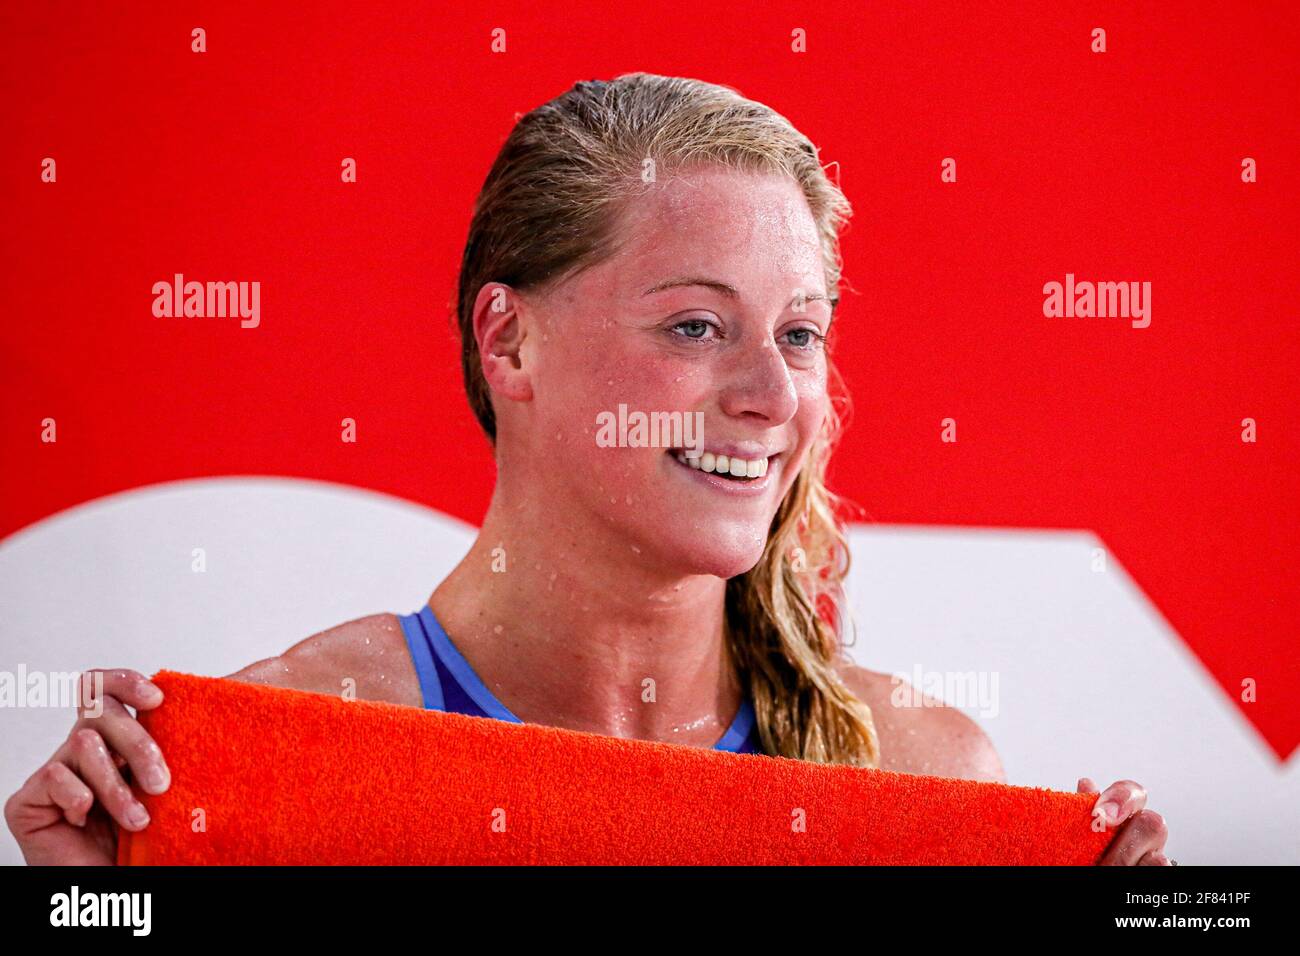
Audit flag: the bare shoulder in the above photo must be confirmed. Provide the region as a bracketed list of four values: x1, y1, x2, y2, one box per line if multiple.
[837, 662, 1007, 784]
[223, 612, 423, 708]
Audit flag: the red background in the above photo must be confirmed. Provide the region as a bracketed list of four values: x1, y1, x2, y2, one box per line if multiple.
[1, 1, 1296, 759]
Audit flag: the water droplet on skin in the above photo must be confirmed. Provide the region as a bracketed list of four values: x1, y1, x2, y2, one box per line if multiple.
[494, 625, 503, 635]
[365, 638, 370, 645]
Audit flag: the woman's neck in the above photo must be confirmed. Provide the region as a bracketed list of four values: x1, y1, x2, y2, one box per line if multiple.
[427, 484, 744, 748]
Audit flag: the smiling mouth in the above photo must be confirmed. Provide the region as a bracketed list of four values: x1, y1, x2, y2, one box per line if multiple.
[669, 449, 770, 481]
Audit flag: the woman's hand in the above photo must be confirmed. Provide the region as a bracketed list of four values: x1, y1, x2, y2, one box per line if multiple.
[1078, 776, 1172, 866]
[4, 669, 171, 865]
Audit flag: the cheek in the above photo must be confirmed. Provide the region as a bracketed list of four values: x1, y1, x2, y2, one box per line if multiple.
[786, 372, 831, 467]
[795, 373, 829, 429]
[562, 337, 705, 421]
[533, 334, 699, 482]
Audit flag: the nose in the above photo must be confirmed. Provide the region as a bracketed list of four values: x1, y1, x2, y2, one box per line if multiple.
[716, 339, 799, 425]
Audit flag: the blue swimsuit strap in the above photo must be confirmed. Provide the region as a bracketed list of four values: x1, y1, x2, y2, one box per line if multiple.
[400, 605, 757, 751]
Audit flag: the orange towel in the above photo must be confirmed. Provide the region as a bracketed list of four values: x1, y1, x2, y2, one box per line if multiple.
[117, 670, 1111, 865]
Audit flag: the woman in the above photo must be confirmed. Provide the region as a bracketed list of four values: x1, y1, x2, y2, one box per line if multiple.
[5, 73, 1170, 866]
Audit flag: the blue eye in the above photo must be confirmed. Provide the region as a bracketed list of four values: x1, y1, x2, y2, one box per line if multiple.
[782, 327, 824, 349]
[671, 318, 717, 341]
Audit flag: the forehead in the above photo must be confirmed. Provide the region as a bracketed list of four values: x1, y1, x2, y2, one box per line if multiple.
[596, 166, 827, 298]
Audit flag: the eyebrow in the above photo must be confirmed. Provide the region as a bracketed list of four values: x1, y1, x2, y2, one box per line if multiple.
[642, 276, 834, 309]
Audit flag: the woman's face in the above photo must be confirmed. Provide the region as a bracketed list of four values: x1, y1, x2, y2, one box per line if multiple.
[508, 165, 833, 580]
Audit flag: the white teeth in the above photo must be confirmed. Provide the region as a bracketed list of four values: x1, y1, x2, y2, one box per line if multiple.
[674, 450, 771, 479]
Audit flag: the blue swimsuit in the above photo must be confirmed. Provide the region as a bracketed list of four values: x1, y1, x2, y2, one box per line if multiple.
[398, 604, 763, 755]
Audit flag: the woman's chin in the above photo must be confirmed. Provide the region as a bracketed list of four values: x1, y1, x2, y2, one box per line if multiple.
[653, 525, 770, 579]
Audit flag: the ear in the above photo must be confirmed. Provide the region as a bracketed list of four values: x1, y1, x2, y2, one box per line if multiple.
[472, 282, 534, 405]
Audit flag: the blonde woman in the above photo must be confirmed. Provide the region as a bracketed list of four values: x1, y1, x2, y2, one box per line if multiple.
[6, 73, 1170, 866]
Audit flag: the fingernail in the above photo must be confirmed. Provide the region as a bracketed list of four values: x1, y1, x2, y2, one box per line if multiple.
[145, 765, 169, 793]
[142, 684, 164, 703]
[128, 803, 150, 828]
[1099, 801, 1120, 822]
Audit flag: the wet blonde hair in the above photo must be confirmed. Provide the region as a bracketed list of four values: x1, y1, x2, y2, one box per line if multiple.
[455, 73, 879, 767]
